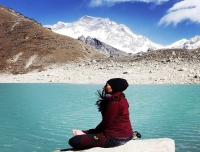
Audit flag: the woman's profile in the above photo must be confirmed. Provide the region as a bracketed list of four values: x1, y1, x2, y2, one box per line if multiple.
[68, 78, 136, 149]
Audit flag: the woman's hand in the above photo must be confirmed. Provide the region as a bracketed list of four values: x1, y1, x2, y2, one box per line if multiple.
[72, 129, 86, 135]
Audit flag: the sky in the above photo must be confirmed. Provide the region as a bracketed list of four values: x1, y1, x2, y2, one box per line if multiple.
[0, 0, 200, 45]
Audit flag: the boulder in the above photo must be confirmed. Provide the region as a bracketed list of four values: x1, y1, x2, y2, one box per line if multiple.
[54, 138, 175, 152]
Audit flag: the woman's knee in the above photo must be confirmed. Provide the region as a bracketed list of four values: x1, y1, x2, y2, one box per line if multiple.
[68, 137, 74, 147]
[68, 136, 81, 148]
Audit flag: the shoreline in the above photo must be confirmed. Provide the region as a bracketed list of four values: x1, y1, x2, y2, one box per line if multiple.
[1, 59, 200, 84]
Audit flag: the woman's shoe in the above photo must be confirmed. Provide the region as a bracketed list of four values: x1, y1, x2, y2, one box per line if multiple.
[132, 131, 141, 140]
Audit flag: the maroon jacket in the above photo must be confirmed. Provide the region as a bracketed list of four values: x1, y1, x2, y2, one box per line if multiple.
[83, 92, 133, 138]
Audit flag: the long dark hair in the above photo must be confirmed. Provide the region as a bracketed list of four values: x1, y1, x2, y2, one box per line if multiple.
[95, 90, 109, 112]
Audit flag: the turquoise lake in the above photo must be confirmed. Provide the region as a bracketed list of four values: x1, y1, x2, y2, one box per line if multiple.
[0, 84, 200, 152]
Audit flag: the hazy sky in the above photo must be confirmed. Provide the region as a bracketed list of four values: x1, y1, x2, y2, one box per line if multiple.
[0, 0, 200, 45]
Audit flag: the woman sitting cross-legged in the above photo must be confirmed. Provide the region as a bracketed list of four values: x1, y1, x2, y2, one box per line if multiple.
[68, 78, 134, 149]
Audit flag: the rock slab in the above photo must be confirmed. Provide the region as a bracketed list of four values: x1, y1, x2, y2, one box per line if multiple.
[54, 138, 175, 152]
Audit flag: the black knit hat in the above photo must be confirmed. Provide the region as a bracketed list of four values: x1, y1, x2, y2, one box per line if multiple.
[107, 78, 129, 92]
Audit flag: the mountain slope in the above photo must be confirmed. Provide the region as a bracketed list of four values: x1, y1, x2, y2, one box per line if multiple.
[78, 35, 129, 57]
[45, 16, 163, 54]
[0, 6, 105, 74]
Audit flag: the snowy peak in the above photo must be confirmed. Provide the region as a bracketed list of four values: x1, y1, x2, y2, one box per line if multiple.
[184, 36, 200, 49]
[168, 36, 200, 49]
[168, 39, 188, 48]
[45, 16, 200, 54]
[78, 15, 110, 23]
[78, 15, 117, 27]
[45, 16, 157, 53]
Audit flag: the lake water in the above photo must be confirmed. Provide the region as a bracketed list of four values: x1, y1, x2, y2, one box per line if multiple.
[0, 84, 200, 152]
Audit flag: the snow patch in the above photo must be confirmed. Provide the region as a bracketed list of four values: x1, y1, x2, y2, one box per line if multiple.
[8, 52, 23, 63]
[26, 55, 37, 68]
[11, 21, 20, 31]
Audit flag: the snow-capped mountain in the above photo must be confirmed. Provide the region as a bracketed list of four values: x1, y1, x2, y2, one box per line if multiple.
[167, 36, 200, 49]
[45, 16, 200, 53]
[45, 16, 163, 54]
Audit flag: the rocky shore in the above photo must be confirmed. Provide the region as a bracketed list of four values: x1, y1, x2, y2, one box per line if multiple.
[1, 53, 200, 84]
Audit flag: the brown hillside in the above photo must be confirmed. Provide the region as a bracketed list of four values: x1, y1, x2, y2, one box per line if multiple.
[0, 5, 105, 74]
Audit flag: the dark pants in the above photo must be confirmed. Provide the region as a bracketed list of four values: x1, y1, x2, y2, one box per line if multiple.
[68, 133, 133, 149]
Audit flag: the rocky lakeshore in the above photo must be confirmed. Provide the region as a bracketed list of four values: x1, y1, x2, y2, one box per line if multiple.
[1, 50, 200, 84]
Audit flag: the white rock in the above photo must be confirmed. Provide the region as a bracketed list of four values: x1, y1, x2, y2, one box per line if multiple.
[54, 138, 175, 152]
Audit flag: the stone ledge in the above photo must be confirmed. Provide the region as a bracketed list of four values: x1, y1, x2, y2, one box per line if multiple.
[55, 138, 175, 152]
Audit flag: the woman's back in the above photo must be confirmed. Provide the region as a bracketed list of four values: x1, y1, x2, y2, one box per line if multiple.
[102, 92, 133, 138]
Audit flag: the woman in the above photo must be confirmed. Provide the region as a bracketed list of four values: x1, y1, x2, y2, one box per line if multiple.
[68, 78, 133, 149]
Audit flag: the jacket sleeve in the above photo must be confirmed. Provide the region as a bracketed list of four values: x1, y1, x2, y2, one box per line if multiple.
[84, 101, 118, 134]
